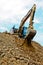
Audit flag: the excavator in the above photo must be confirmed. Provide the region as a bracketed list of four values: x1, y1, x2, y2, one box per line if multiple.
[11, 4, 36, 41]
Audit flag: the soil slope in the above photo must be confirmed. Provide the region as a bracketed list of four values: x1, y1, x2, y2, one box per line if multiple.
[0, 33, 43, 65]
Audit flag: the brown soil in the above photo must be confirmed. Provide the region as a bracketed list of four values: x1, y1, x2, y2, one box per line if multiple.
[0, 33, 43, 65]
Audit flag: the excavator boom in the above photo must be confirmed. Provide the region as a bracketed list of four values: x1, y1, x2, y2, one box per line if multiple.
[18, 8, 32, 33]
[18, 4, 36, 38]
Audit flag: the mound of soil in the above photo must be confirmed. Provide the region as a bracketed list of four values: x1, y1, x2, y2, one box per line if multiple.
[0, 33, 43, 65]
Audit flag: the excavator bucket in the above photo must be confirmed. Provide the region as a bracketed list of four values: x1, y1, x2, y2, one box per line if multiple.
[25, 29, 36, 40]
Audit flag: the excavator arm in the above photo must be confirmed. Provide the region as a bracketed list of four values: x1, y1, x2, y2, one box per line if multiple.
[18, 8, 32, 34]
[18, 4, 36, 39]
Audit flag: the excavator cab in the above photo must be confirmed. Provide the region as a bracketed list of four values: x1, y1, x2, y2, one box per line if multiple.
[21, 26, 27, 38]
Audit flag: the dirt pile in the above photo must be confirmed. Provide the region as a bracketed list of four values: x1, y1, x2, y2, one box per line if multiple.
[0, 33, 43, 65]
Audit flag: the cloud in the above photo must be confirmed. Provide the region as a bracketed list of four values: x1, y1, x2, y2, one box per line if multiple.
[0, 0, 42, 31]
[0, 0, 42, 20]
[0, 0, 42, 28]
[0, 26, 8, 32]
[33, 18, 40, 23]
[38, 25, 43, 30]
[38, 1, 43, 9]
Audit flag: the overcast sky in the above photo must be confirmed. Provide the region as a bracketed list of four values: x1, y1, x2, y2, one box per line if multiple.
[0, 0, 43, 46]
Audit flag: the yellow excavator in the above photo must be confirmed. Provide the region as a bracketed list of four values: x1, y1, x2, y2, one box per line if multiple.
[18, 4, 36, 40]
[11, 4, 36, 41]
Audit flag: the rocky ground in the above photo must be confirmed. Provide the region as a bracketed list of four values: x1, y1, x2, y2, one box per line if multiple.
[0, 33, 43, 65]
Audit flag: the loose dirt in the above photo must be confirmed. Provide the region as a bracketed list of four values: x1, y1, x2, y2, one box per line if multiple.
[0, 33, 43, 65]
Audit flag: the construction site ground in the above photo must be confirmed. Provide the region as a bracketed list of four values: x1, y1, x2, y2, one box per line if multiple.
[0, 33, 43, 65]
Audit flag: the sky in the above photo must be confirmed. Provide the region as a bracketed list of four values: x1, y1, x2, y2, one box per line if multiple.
[0, 0, 43, 46]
